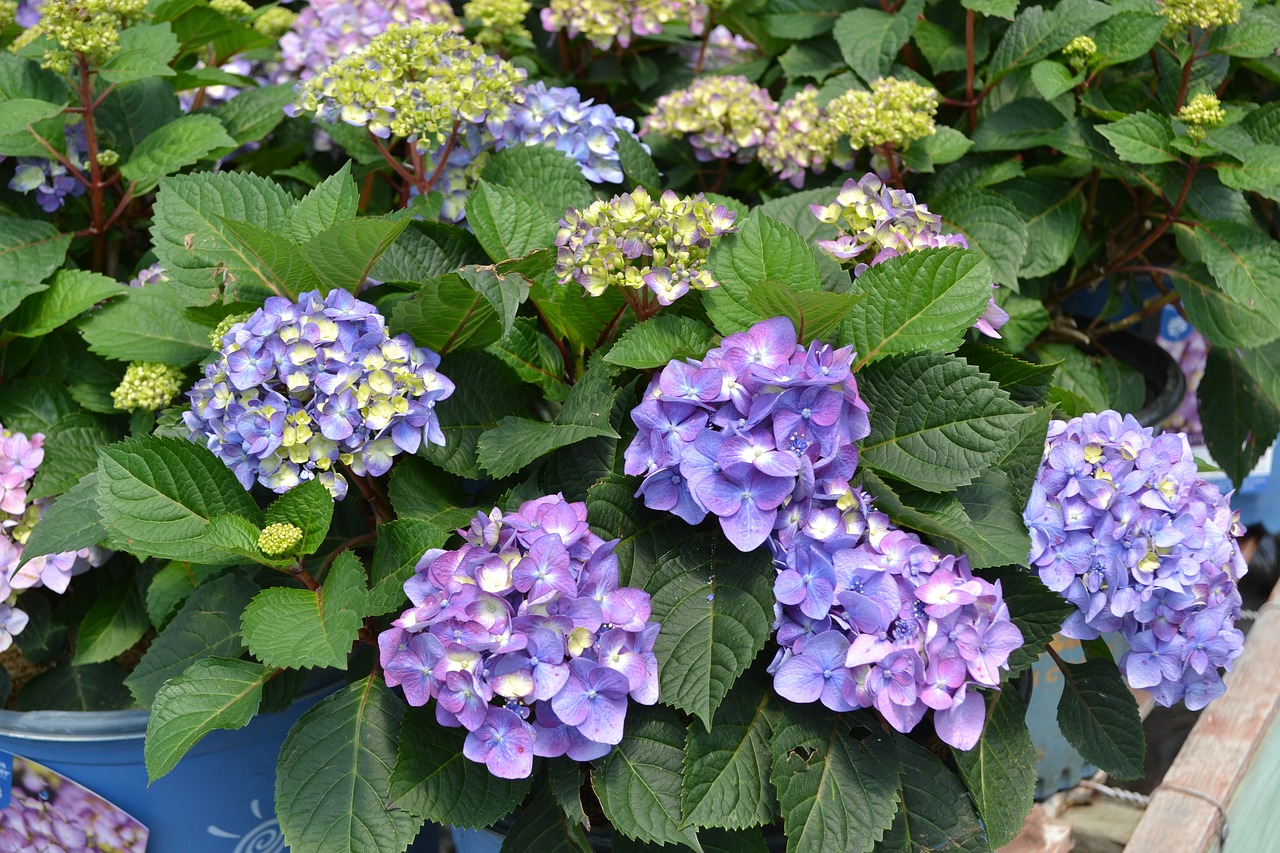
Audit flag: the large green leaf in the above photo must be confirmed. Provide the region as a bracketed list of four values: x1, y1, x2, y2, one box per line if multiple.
[605, 315, 716, 369]
[875, 736, 986, 852]
[0, 99, 66, 157]
[480, 145, 595, 220]
[952, 690, 1036, 848]
[972, 100, 1067, 152]
[857, 353, 1030, 492]
[391, 261, 535, 353]
[374, 221, 486, 283]
[1171, 263, 1280, 348]
[265, 478, 335, 557]
[586, 473, 688, 591]
[145, 561, 227, 630]
[213, 82, 295, 146]
[4, 269, 123, 339]
[79, 282, 214, 365]
[119, 114, 236, 191]
[99, 23, 180, 84]
[305, 217, 411, 294]
[648, 537, 774, 728]
[218, 218, 318, 298]
[499, 784, 591, 853]
[682, 675, 778, 830]
[72, 564, 148, 665]
[18, 663, 134, 711]
[1098, 112, 1178, 164]
[241, 550, 365, 669]
[366, 519, 448, 617]
[1209, 6, 1280, 57]
[124, 572, 259, 707]
[145, 657, 271, 781]
[1055, 658, 1145, 780]
[288, 163, 360, 243]
[29, 413, 122, 501]
[277, 676, 423, 852]
[19, 472, 106, 565]
[984, 568, 1072, 677]
[1185, 221, 1280, 318]
[467, 180, 557, 262]
[0, 217, 70, 285]
[930, 190, 1028, 289]
[1092, 12, 1164, 66]
[831, 0, 924, 84]
[705, 212, 824, 335]
[1216, 144, 1280, 202]
[95, 436, 263, 561]
[748, 281, 859, 344]
[841, 248, 993, 368]
[989, 0, 1114, 77]
[593, 705, 702, 850]
[419, 351, 532, 478]
[1199, 348, 1280, 488]
[953, 468, 1034, 569]
[1001, 178, 1083, 278]
[487, 317, 569, 402]
[770, 707, 900, 853]
[386, 455, 475, 531]
[389, 707, 530, 828]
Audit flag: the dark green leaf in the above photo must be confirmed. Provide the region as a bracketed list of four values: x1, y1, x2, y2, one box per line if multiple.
[931, 190, 1028, 289]
[499, 785, 591, 853]
[0, 216, 69, 285]
[20, 472, 106, 565]
[468, 180, 557, 262]
[287, 162, 359, 242]
[706, 211, 825, 335]
[266, 478, 335, 556]
[119, 114, 236, 190]
[1055, 658, 1145, 780]
[18, 663, 134, 711]
[79, 282, 214, 365]
[952, 689, 1036, 848]
[682, 674, 778, 830]
[480, 145, 595, 220]
[972, 99, 1068, 152]
[305, 217, 411, 295]
[241, 550, 364, 669]
[1199, 347, 1280, 488]
[367, 519, 449, 617]
[72, 564, 148, 665]
[876, 736, 986, 852]
[604, 315, 716, 369]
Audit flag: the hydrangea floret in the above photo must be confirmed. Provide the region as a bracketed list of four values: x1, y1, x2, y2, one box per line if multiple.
[554, 187, 736, 308]
[1024, 411, 1247, 710]
[8, 124, 88, 214]
[624, 317, 872, 551]
[463, 0, 532, 45]
[770, 485, 1023, 750]
[811, 173, 1008, 337]
[35, 0, 147, 72]
[126, 262, 168, 289]
[258, 522, 304, 557]
[827, 78, 939, 151]
[759, 86, 852, 188]
[287, 21, 523, 150]
[253, 5, 297, 38]
[378, 495, 660, 779]
[675, 24, 759, 70]
[540, 0, 697, 49]
[111, 362, 185, 413]
[643, 75, 776, 162]
[1177, 93, 1227, 141]
[1063, 35, 1097, 70]
[278, 0, 461, 82]
[184, 289, 454, 500]
[1159, 0, 1240, 33]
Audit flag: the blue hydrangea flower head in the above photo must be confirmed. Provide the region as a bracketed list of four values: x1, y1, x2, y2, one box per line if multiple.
[8, 123, 88, 214]
[184, 289, 453, 500]
[378, 495, 660, 778]
[1024, 410, 1247, 710]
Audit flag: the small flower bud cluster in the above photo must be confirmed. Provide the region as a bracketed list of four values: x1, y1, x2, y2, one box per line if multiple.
[554, 187, 736, 306]
[278, 0, 460, 82]
[36, 0, 147, 72]
[185, 289, 454, 500]
[209, 311, 253, 348]
[463, 0, 532, 45]
[1063, 35, 1097, 70]
[1024, 411, 1247, 710]
[1177, 93, 1227, 141]
[625, 317, 872, 551]
[540, 0, 697, 49]
[674, 24, 759, 70]
[770, 485, 1023, 750]
[643, 75, 776, 162]
[95, 149, 119, 167]
[210, 0, 251, 17]
[258, 522, 303, 556]
[111, 362, 184, 413]
[8, 124, 88, 214]
[0, 426, 106, 650]
[254, 5, 297, 37]
[288, 22, 524, 151]
[811, 173, 1007, 337]
[0, 0, 17, 30]
[3, 759, 147, 852]
[488, 82, 637, 184]
[1160, 0, 1240, 33]
[759, 86, 854, 189]
[126, 262, 168, 289]
[379, 495, 660, 779]
[827, 78, 939, 151]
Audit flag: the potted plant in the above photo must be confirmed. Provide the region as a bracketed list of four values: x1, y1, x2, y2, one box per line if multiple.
[0, 0, 1269, 851]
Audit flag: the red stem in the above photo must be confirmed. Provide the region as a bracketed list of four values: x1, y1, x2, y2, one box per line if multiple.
[422, 121, 461, 194]
[965, 9, 977, 133]
[77, 55, 108, 272]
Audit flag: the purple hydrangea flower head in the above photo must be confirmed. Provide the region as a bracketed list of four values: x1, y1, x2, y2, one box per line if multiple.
[278, 0, 461, 82]
[1024, 411, 1247, 710]
[184, 289, 453, 500]
[812, 173, 1007, 338]
[555, 187, 736, 308]
[15, 0, 41, 28]
[769, 484, 1023, 749]
[540, 0, 700, 49]
[643, 75, 777, 163]
[759, 86, 854, 188]
[379, 495, 661, 778]
[626, 317, 872, 552]
[8, 123, 88, 214]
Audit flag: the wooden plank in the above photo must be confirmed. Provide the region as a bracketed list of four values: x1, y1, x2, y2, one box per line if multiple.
[1125, 581, 1280, 852]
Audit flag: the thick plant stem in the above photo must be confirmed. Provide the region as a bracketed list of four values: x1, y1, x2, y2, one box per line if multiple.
[422, 122, 461, 194]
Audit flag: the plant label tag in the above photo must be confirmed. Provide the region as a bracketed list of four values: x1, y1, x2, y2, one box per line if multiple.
[0, 751, 149, 851]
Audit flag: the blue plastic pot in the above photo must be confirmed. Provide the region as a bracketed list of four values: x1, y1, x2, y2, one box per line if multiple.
[0, 681, 328, 851]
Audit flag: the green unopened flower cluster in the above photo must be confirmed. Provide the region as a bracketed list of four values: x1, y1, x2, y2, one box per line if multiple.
[210, 0, 252, 18]
[38, 0, 148, 72]
[827, 78, 939, 151]
[554, 187, 737, 306]
[96, 149, 119, 167]
[289, 21, 525, 150]
[0, 0, 17, 31]
[1063, 35, 1096, 70]
[464, 0, 531, 45]
[760, 86, 853, 188]
[1178, 93, 1227, 140]
[210, 312, 253, 348]
[643, 75, 776, 163]
[111, 362, 184, 413]
[254, 6, 298, 37]
[1159, 0, 1240, 34]
[258, 523, 303, 557]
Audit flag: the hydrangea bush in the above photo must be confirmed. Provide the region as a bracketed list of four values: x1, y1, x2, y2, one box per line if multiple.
[0, 0, 1275, 850]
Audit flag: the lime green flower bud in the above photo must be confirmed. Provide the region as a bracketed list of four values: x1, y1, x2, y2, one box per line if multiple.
[96, 149, 119, 167]
[111, 362, 184, 413]
[1063, 35, 1096, 70]
[0, 0, 18, 30]
[253, 6, 298, 38]
[1160, 0, 1240, 34]
[38, 0, 148, 72]
[463, 0, 531, 45]
[258, 522, 303, 556]
[210, 0, 252, 17]
[827, 78, 939, 151]
[210, 312, 252, 348]
[1177, 93, 1226, 141]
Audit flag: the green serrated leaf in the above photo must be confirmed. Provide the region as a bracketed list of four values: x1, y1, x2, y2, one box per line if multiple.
[989, 0, 1115, 77]
[983, 568, 1071, 677]
[858, 353, 1030, 492]
[480, 145, 595, 221]
[587, 473, 687, 590]
[5, 269, 123, 339]
[1216, 144, 1280, 202]
[1170, 264, 1280, 348]
[0, 98, 66, 139]
[0, 216, 70, 286]
[1029, 60, 1080, 100]
[119, 114, 236, 191]
[604, 315, 716, 369]
[145, 657, 271, 781]
[19, 472, 105, 566]
[99, 24, 180, 84]
[1092, 12, 1164, 67]
[212, 82, 295, 146]
[28, 413, 121, 501]
[241, 550, 364, 669]
[72, 564, 148, 665]
[1055, 658, 1145, 780]
[1208, 5, 1280, 57]
[487, 317, 569, 402]
[145, 561, 227, 630]
[420, 351, 531, 478]
[877, 735, 986, 852]
[1200, 347, 1280, 488]
[593, 704, 702, 851]
[468, 180, 557, 263]
[771, 707, 900, 853]
[277, 676, 422, 852]
[288, 162, 359, 243]
[706, 211, 824, 335]
[952, 689, 1036, 847]
[374, 220, 486, 283]
[832, 0, 924, 84]
[125, 572, 259, 707]
[973, 99, 1068, 152]
[266, 478, 334, 557]
[682, 674, 778, 830]
[367, 519, 448, 617]
[79, 282, 213, 365]
[499, 785, 592, 853]
[1001, 177, 1083, 278]
[1098, 112, 1177, 164]
[218, 217, 318, 299]
[389, 705, 530, 827]
[931, 190, 1028, 289]
[387, 455, 475, 530]
[749, 281, 859, 344]
[305, 217, 411, 295]
[616, 131, 660, 193]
